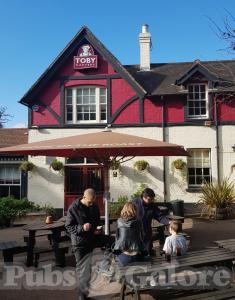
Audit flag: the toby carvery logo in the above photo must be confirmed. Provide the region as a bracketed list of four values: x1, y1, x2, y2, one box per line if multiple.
[74, 44, 98, 69]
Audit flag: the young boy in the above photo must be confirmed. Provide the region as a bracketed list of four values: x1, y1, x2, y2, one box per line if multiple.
[163, 221, 188, 257]
[150, 221, 187, 287]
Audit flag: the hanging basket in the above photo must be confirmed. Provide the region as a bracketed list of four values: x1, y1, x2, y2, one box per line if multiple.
[49, 159, 64, 172]
[20, 161, 35, 172]
[172, 159, 186, 170]
[133, 160, 150, 172]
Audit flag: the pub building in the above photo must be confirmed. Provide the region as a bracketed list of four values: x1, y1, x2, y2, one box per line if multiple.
[9, 24, 235, 216]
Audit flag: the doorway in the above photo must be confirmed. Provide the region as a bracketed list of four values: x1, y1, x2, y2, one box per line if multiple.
[64, 163, 105, 214]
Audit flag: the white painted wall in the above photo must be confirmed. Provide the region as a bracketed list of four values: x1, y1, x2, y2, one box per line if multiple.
[27, 125, 235, 209]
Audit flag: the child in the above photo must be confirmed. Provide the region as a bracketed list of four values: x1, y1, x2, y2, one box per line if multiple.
[163, 221, 188, 258]
[150, 221, 187, 287]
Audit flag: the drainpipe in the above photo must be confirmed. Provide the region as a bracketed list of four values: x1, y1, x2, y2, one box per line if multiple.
[161, 95, 167, 202]
[214, 95, 220, 184]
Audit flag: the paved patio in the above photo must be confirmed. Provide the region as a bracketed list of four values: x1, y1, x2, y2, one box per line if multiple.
[0, 217, 235, 299]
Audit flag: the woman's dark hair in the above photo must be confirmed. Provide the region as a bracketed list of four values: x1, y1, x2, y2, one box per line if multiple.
[141, 188, 155, 199]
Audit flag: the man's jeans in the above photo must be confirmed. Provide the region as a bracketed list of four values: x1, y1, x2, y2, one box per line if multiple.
[73, 234, 114, 298]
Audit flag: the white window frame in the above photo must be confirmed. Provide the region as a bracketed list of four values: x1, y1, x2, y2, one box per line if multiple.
[187, 83, 209, 119]
[65, 86, 107, 124]
[65, 157, 98, 165]
[187, 148, 211, 188]
[0, 164, 21, 186]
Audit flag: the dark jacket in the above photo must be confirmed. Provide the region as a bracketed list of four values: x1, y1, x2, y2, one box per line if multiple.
[65, 198, 100, 248]
[113, 218, 145, 253]
[132, 197, 169, 239]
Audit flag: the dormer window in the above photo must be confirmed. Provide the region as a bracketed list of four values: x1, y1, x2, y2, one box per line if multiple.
[187, 84, 208, 119]
[65, 86, 107, 124]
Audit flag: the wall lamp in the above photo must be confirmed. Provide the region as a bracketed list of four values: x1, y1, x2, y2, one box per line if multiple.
[232, 145, 235, 151]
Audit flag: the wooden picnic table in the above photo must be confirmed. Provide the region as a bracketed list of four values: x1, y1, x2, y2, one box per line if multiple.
[112, 247, 235, 300]
[23, 221, 65, 267]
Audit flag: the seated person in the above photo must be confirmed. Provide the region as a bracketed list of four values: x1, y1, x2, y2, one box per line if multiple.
[163, 220, 188, 257]
[150, 221, 188, 286]
[113, 202, 147, 266]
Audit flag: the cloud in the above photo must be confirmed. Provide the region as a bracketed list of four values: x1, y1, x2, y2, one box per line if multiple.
[12, 122, 27, 128]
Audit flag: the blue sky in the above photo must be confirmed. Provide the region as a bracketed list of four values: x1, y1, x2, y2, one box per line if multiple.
[0, 0, 235, 128]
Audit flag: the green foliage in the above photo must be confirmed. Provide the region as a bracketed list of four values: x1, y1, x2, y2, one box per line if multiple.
[172, 159, 187, 170]
[49, 159, 64, 174]
[197, 178, 235, 218]
[0, 197, 35, 227]
[171, 159, 187, 179]
[0, 196, 55, 227]
[133, 160, 150, 172]
[131, 183, 146, 199]
[40, 204, 56, 217]
[20, 161, 35, 172]
[109, 195, 129, 218]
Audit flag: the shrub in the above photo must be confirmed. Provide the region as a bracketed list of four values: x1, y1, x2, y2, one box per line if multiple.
[109, 195, 128, 218]
[197, 178, 235, 219]
[0, 196, 55, 227]
[131, 183, 146, 199]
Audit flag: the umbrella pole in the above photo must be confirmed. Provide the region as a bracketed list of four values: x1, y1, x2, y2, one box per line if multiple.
[104, 165, 110, 235]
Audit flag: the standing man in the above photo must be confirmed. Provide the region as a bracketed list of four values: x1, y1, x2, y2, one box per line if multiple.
[133, 187, 169, 255]
[65, 188, 110, 299]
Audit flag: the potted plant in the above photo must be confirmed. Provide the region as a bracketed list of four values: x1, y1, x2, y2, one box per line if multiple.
[49, 159, 64, 174]
[133, 160, 150, 172]
[197, 178, 235, 219]
[172, 159, 186, 170]
[20, 161, 35, 172]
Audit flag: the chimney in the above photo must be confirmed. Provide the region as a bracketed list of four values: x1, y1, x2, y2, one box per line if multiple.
[139, 24, 151, 71]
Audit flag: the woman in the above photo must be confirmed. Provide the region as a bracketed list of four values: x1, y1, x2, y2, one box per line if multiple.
[114, 202, 146, 266]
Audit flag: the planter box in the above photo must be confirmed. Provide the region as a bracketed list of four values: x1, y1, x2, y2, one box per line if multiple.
[14, 211, 47, 226]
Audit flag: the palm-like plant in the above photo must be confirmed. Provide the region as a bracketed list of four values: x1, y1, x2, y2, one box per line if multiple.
[198, 178, 235, 219]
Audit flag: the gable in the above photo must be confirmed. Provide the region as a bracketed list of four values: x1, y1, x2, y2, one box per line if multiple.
[19, 26, 146, 107]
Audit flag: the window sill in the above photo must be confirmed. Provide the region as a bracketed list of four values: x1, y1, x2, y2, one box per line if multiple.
[186, 187, 202, 193]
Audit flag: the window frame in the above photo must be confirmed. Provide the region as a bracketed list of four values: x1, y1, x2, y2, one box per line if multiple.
[186, 83, 209, 119]
[65, 85, 107, 124]
[0, 164, 21, 186]
[187, 148, 212, 188]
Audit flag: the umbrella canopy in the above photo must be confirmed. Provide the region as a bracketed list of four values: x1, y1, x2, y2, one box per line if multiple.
[0, 129, 188, 235]
[0, 130, 188, 160]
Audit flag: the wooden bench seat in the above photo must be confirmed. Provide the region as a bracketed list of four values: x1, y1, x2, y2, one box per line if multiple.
[23, 230, 53, 244]
[0, 241, 27, 262]
[175, 286, 235, 300]
[34, 243, 69, 267]
[111, 247, 235, 300]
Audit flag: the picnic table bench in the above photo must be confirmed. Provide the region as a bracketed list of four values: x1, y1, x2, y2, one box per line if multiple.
[110, 247, 235, 300]
[0, 241, 27, 262]
[174, 285, 235, 300]
[214, 238, 235, 251]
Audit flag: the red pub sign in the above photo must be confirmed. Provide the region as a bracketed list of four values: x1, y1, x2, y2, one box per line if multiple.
[74, 44, 98, 69]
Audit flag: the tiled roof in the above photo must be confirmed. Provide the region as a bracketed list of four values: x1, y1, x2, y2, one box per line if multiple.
[124, 60, 235, 95]
[0, 128, 28, 148]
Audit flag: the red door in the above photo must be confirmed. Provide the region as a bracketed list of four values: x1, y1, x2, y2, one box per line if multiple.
[64, 165, 105, 215]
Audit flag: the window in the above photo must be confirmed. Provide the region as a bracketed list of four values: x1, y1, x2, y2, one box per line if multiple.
[187, 149, 211, 188]
[65, 86, 107, 124]
[66, 157, 96, 165]
[0, 164, 21, 198]
[187, 84, 208, 118]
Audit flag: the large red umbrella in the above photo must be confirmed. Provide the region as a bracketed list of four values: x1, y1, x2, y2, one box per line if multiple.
[0, 129, 188, 234]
